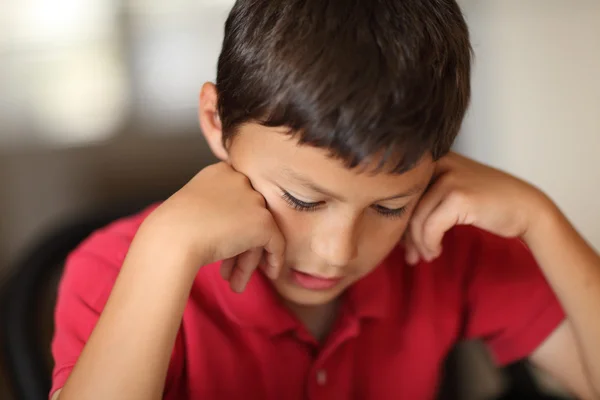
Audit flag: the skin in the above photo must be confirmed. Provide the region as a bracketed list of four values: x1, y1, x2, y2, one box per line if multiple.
[225, 123, 434, 323]
[53, 83, 600, 399]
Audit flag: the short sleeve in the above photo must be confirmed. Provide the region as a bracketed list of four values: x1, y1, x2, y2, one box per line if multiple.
[50, 246, 121, 398]
[462, 229, 565, 365]
[49, 206, 182, 399]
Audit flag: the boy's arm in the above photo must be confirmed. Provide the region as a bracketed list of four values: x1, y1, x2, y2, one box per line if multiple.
[56, 224, 199, 400]
[530, 321, 596, 399]
[54, 163, 285, 400]
[405, 153, 599, 398]
[524, 199, 600, 398]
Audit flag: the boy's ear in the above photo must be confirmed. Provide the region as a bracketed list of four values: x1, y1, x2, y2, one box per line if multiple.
[199, 82, 228, 161]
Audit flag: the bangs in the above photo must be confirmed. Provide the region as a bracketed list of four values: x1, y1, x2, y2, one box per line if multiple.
[217, 0, 472, 174]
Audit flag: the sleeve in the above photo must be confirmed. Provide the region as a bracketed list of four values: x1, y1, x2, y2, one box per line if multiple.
[49, 230, 183, 399]
[462, 229, 566, 366]
[50, 247, 119, 398]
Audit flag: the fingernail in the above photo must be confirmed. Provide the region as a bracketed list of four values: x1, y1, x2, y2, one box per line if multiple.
[230, 272, 246, 293]
[406, 251, 419, 265]
[268, 255, 281, 269]
[259, 259, 276, 280]
[233, 281, 246, 294]
[428, 249, 441, 261]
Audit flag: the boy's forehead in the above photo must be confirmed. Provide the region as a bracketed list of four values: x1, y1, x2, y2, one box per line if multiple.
[230, 123, 435, 195]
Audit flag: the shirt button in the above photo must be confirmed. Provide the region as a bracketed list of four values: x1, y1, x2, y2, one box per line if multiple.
[316, 369, 327, 386]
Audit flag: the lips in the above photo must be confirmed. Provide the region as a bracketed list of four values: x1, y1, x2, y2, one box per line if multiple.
[290, 269, 342, 290]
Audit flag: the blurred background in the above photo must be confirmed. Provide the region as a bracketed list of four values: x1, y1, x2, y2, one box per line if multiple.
[0, 0, 598, 399]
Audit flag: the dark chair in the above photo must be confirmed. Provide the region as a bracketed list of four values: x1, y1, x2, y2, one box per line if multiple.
[438, 347, 571, 400]
[492, 361, 572, 400]
[0, 204, 147, 400]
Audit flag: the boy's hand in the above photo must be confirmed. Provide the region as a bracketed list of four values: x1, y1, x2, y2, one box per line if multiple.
[143, 162, 285, 293]
[404, 152, 548, 264]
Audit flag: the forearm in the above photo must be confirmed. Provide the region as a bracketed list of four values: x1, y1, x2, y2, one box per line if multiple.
[524, 195, 600, 395]
[59, 223, 198, 400]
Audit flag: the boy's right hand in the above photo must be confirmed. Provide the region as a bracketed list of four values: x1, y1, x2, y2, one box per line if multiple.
[141, 162, 286, 293]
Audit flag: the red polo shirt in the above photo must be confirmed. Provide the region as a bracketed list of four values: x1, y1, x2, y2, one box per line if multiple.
[50, 206, 565, 399]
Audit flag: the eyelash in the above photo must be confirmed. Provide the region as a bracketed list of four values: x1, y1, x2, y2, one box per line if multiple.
[280, 191, 407, 219]
[372, 204, 407, 219]
[281, 191, 321, 212]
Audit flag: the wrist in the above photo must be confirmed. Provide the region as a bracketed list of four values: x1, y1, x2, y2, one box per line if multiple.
[134, 213, 209, 275]
[521, 190, 563, 246]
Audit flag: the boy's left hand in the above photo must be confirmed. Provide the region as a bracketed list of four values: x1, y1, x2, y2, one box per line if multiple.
[404, 152, 550, 265]
[406, 153, 600, 398]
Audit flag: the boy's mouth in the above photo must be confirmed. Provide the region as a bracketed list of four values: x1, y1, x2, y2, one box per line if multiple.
[289, 269, 342, 290]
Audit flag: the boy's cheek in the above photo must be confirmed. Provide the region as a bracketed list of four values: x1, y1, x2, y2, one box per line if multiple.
[261, 192, 312, 245]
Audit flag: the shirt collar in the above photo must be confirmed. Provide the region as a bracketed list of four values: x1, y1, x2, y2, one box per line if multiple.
[208, 265, 299, 336]
[346, 254, 395, 320]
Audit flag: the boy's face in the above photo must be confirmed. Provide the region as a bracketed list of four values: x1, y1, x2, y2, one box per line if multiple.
[226, 123, 435, 307]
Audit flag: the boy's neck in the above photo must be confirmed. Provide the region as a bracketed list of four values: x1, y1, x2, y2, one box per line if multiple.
[284, 298, 341, 343]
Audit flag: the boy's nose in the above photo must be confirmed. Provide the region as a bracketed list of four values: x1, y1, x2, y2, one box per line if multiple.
[311, 225, 358, 268]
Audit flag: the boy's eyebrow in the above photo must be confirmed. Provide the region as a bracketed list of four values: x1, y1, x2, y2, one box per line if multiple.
[280, 167, 423, 202]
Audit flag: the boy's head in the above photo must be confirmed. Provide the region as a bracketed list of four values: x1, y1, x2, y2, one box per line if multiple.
[200, 0, 472, 307]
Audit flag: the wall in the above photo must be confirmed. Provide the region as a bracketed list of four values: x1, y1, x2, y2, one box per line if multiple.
[458, 0, 600, 248]
[455, 1, 600, 398]
[0, 1, 232, 282]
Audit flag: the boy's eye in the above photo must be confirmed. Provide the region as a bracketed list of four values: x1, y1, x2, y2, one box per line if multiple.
[372, 204, 407, 219]
[281, 190, 407, 218]
[281, 191, 322, 212]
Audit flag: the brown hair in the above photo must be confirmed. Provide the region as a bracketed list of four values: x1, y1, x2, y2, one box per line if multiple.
[216, 0, 472, 173]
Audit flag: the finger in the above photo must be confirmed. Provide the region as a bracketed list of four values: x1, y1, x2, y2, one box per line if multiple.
[219, 257, 236, 280]
[403, 232, 420, 266]
[257, 252, 278, 280]
[262, 222, 286, 279]
[421, 193, 467, 260]
[410, 178, 450, 260]
[229, 247, 263, 293]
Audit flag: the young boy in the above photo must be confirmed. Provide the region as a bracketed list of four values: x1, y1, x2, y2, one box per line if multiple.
[50, 1, 600, 399]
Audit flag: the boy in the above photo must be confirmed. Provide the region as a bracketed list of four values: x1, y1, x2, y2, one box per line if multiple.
[51, 0, 600, 399]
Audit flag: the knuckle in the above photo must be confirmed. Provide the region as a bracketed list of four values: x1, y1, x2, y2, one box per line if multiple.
[254, 208, 274, 228]
[251, 191, 267, 207]
[438, 172, 456, 187]
[447, 190, 469, 208]
[236, 169, 250, 182]
[208, 162, 227, 176]
[232, 172, 250, 188]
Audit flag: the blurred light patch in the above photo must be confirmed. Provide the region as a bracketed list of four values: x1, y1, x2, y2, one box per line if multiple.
[31, 46, 130, 146]
[0, 0, 128, 147]
[0, 0, 235, 145]
[0, 0, 113, 46]
[128, 0, 232, 135]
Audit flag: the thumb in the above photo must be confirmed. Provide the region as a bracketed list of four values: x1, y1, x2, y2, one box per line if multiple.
[420, 193, 470, 260]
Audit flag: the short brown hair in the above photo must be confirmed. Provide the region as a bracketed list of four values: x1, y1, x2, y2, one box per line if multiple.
[216, 0, 472, 173]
